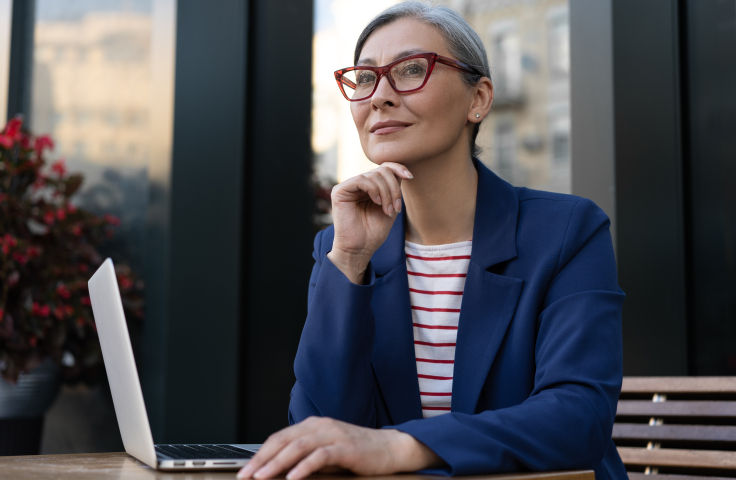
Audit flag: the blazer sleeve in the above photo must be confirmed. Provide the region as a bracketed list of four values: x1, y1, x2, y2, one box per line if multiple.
[288, 228, 383, 427]
[390, 198, 625, 475]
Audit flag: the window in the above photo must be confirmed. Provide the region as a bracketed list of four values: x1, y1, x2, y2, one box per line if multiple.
[489, 21, 522, 104]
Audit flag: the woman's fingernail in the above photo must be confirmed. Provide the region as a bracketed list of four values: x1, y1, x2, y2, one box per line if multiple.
[286, 471, 297, 480]
[394, 199, 401, 212]
[239, 465, 254, 478]
[253, 466, 269, 479]
[403, 170, 413, 179]
[387, 204, 394, 217]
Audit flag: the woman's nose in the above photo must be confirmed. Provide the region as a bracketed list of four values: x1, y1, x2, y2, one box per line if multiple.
[370, 74, 400, 108]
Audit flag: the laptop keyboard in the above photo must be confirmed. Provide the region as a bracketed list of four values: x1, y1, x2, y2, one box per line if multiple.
[155, 444, 255, 460]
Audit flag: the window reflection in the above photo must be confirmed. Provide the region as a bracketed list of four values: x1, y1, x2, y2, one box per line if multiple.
[29, 0, 155, 271]
[312, 0, 571, 195]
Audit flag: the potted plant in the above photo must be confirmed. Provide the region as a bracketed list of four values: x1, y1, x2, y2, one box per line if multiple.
[0, 116, 142, 455]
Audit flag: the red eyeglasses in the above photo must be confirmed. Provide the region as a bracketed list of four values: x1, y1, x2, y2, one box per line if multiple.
[334, 52, 482, 102]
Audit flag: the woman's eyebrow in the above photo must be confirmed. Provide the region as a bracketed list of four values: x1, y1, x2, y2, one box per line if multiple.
[357, 49, 427, 66]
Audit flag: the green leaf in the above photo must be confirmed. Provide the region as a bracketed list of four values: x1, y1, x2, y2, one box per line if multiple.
[64, 174, 84, 197]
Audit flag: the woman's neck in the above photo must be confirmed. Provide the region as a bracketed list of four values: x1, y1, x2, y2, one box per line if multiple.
[401, 148, 478, 246]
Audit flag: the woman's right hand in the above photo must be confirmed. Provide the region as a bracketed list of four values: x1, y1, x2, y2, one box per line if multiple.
[327, 162, 413, 284]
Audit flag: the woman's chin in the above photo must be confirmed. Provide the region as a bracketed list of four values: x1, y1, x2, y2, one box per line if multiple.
[366, 144, 425, 166]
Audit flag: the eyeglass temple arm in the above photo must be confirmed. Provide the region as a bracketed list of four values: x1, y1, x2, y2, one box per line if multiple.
[436, 56, 482, 75]
[335, 71, 357, 90]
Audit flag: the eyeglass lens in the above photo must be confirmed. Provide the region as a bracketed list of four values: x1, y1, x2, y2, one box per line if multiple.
[342, 57, 430, 100]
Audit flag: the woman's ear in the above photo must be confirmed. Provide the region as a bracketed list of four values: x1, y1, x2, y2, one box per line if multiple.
[467, 77, 493, 123]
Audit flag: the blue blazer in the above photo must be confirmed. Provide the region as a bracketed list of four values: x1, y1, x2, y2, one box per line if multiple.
[289, 159, 626, 480]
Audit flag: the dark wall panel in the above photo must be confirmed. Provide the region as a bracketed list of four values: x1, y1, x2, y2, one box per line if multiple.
[152, 0, 247, 443]
[613, 0, 689, 375]
[240, 0, 315, 442]
[685, 0, 736, 375]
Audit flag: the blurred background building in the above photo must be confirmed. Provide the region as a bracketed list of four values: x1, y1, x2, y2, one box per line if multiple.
[0, 0, 734, 457]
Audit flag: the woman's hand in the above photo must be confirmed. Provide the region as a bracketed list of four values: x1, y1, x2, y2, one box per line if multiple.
[236, 417, 443, 480]
[327, 163, 413, 284]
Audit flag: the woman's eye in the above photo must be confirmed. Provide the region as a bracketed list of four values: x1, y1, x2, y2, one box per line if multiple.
[400, 64, 425, 76]
[356, 72, 376, 85]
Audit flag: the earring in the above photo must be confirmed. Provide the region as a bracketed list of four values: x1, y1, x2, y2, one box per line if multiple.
[475, 113, 480, 118]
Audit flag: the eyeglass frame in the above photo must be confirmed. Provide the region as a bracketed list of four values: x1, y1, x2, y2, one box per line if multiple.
[333, 52, 483, 102]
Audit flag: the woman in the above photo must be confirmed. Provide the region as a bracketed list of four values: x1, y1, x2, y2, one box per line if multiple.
[239, 2, 625, 480]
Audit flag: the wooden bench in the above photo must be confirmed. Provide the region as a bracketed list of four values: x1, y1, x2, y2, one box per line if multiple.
[614, 377, 736, 480]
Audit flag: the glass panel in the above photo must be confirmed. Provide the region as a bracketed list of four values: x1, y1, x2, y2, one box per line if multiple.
[311, 0, 571, 199]
[29, 0, 154, 274]
[469, 1, 570, 193]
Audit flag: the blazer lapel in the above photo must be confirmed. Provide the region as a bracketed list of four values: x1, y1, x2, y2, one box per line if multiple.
[452, 160, 525, 414]
[371, 207, 424, 424]
[369, 160, 525, 421]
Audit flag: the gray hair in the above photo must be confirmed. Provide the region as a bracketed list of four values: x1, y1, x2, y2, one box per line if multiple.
[354, 1, 491, 158]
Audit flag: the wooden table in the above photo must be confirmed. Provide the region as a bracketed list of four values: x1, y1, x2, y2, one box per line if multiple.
[0, 453, 594, 480]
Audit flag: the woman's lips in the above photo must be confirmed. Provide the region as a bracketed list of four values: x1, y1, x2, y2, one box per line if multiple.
[373, 125, 409, 135]
[370, 121, 412, 135]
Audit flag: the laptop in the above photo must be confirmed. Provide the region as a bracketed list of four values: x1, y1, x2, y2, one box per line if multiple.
[89, 258, 260, 470]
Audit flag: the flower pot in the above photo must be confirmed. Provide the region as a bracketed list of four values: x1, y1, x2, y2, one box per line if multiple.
[0, 358, 60, 455]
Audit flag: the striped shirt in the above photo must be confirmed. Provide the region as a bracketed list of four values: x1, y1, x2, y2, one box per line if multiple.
[405, 239, 472, 418]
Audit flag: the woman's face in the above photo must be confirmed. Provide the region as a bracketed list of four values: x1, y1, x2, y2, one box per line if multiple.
[351, 18, 478, 166]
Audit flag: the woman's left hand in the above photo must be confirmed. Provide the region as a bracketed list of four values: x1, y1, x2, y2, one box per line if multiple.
[236, 416, 443, 479]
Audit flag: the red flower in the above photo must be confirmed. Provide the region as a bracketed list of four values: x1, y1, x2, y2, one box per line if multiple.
[3, 234, 17, 247]
[12, 252, 28, 265]
[104, 213, 122, 226]
[43, 210, 56, 225]
[29, 336, 37, 347]
[118, 275, 133, 289]
[64, 305, 74, 316]
[0, 134, 13, 149]
[57, 283, 72, 299]
[1, 244, 7, 255]
[51, 159, 67, 177]
[76, 318, 85, 327]
[56, 208, 67, 221]
[32, 302, 50, 317]
[34, 135, 54, 155]
[31, 177, 46, 192]
[53, 306, 65, 320]
[5, 117, 23, 137]
[0, 308, 4, 321]
[26, 246, 40, 258]
[80, 296, 91, 306]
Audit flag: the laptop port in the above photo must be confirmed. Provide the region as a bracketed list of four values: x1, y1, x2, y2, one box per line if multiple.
[213, 462, 236, 465]
[173, 462, 185, 466]
[193, 461, 205, 466]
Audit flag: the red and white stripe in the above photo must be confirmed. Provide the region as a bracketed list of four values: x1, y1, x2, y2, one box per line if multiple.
[405, 239, 472, 418]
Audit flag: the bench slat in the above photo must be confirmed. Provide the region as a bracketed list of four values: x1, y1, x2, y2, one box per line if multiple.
[618, 446, 736, 470]
[617, 401, 736, 418]
[622, 377, 736, 394]
[613, 424, 736, 442]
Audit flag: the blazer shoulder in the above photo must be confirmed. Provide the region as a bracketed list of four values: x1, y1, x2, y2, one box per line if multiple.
[516, 187, 610, 224]
[516, 186, 581, 204]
